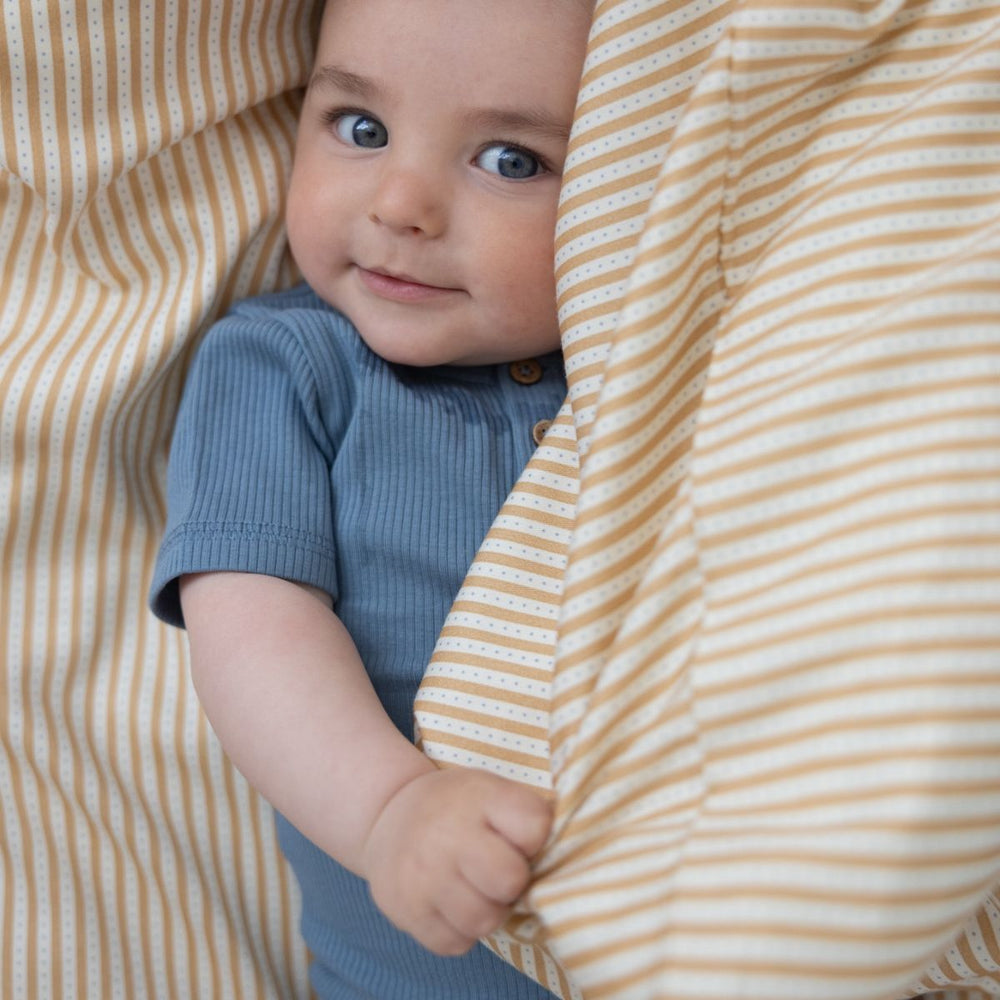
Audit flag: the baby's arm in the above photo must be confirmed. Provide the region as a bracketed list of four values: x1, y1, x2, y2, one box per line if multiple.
[180, 571, 551, 955]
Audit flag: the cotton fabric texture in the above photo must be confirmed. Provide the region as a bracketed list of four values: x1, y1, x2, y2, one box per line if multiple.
[413, 2, 1000, 998]
[2, 1, 999, 999]
[2, 1, 318, 996]
[150, 284, 565, 997]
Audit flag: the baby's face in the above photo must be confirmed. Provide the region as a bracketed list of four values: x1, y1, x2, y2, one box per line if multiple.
[286, 0, 590, 367]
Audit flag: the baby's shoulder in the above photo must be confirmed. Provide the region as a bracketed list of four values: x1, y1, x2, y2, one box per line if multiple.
[208, 283, 365, 373]
[227, 283, 351, 336]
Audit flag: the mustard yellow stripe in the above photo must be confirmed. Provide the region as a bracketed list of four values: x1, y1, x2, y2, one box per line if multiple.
[125, 4, 154, 181]
[734, 119, 999, 238]
[118, 180, 201, 1000]
[558, 545, 700, 650]
[555, 261, 634, 311]
[699, 634, 1000, 707]
[209, 124, 253, 311]
[51, 284, 114, 1000]
[191, 136, 231, 307]
[527, 455, 579, 480]
[556, 440, 698, 565]
[163, 140, 210, 319]
[4, 269, 80, 1000]
[554, 722, 701, 829]
[221, 760, 249, 994]
[550, 659, 699, 776]
[711, 555, 999, 623]
[697, 398, 1000, 488]
[563, 124, 725, 252]
[193, 716, 226, 998]
[458, 573, 564, 608]
[418, 661, 548, 711]
[526, 453, 577, 480]
[45, 0, 78, 263]
[700, 462, 1000, 560]
[558, 350, 710, 486]
[149, 640, 199, 999]
[586, 0, 722, 54]
[173, 0, 197, 148]
[424, 654, 556, 688]
[975, 908, 1000, 970]
[923, 955, 965, 993]
[725, 157, 999, 264]
[506, 479, 579, 510]
[461, 550, 567, 582]
[562, 926, 979, 1000]
[759, 261, 986, 365]
[731, 1, 998, 54]
[727, 42, 994, 114]
[416, 728, 550, 771]
[726, 186, 998, 282]
[84, 305, 150, 1000]
[710, 703, 1000, 770]
[578, 1, 732, 99]
[552, 889, 992, 953]
[709, 523, 1000, 627]
[559, 140, 671, 218]
[447, 601, 557, 635]
[0, 9, 22, 176]
[487, 527, 572, 557]
[708, 306, 1000, 403]
[78, 300, 159, 1000]
[725, 224, 1000, 324]
[558, 863, 998, 942]
[711, 738, 1000, 802]
[412, 700, 549, 742]
[560, 315, 619, 357]
[697, 409, 1000, 508]
[543, 837, 1000, 921]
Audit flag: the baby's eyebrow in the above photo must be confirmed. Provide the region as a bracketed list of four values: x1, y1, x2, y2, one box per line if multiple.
[306, 66, 571, 145]
[466, 108, 571, 144]
[309, 63, 380, 101]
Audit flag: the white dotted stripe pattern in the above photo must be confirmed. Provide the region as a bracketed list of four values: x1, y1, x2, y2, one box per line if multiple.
[416, 2, 1000, 998]
[1, 1, 317, 997]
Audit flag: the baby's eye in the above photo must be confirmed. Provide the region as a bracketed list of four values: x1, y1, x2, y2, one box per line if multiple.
[334, 113, 388, 149]
[475, 144, 544, 180]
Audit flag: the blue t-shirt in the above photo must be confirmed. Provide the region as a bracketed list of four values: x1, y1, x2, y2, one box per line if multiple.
[151, 284, 565, 999]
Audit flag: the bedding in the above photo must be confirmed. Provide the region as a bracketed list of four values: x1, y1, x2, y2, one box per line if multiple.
[1, 1, 318, 995]
[415, 2, 1000, 997]
[3, 1, 998, 998]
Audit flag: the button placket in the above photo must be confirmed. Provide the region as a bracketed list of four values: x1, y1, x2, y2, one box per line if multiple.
[508, 359, 543, 385]
[532, 419, 552, 445]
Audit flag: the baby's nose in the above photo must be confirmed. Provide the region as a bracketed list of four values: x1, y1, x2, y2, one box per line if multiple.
[368, 162, 448, 238]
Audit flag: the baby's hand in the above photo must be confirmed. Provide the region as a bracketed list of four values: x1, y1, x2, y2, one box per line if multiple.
[362, 767, 552, 955]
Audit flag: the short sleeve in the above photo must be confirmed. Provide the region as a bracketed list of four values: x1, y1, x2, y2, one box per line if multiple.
[151, 308, 345, 627]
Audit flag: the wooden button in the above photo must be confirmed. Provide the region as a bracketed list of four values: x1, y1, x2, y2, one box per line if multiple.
[508, 359, 543, 385]
[532, 419, 552, 445]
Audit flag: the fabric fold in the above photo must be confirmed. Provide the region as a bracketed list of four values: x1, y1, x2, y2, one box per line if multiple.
[416, 2, 1000, 997]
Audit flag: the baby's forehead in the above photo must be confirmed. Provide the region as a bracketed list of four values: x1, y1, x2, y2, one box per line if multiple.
[311, 0, 590, 104]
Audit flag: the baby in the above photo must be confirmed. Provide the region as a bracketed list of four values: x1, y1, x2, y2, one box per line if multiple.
[151, 0, 591, 996]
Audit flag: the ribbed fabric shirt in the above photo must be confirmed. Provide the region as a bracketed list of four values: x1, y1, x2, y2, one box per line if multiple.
[151, 283, 565, 999]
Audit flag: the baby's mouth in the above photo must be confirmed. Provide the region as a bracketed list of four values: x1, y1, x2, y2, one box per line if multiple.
[356, 266, 460, 304]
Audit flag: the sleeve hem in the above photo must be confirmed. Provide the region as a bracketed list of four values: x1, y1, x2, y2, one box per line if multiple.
[149, 522, 339, 629]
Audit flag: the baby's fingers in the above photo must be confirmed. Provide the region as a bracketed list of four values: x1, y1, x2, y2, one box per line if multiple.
[458, 830, 532, 906]
[434, 875, 513, 950]
[483, 781, 553, 859]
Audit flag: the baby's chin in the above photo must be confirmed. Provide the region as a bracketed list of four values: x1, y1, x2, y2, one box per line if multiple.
[353, 327, 492, 369]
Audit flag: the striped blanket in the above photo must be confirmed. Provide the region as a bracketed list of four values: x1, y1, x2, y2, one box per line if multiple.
[415, 2, 1000, 997]
[2, 1, 998, 997]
